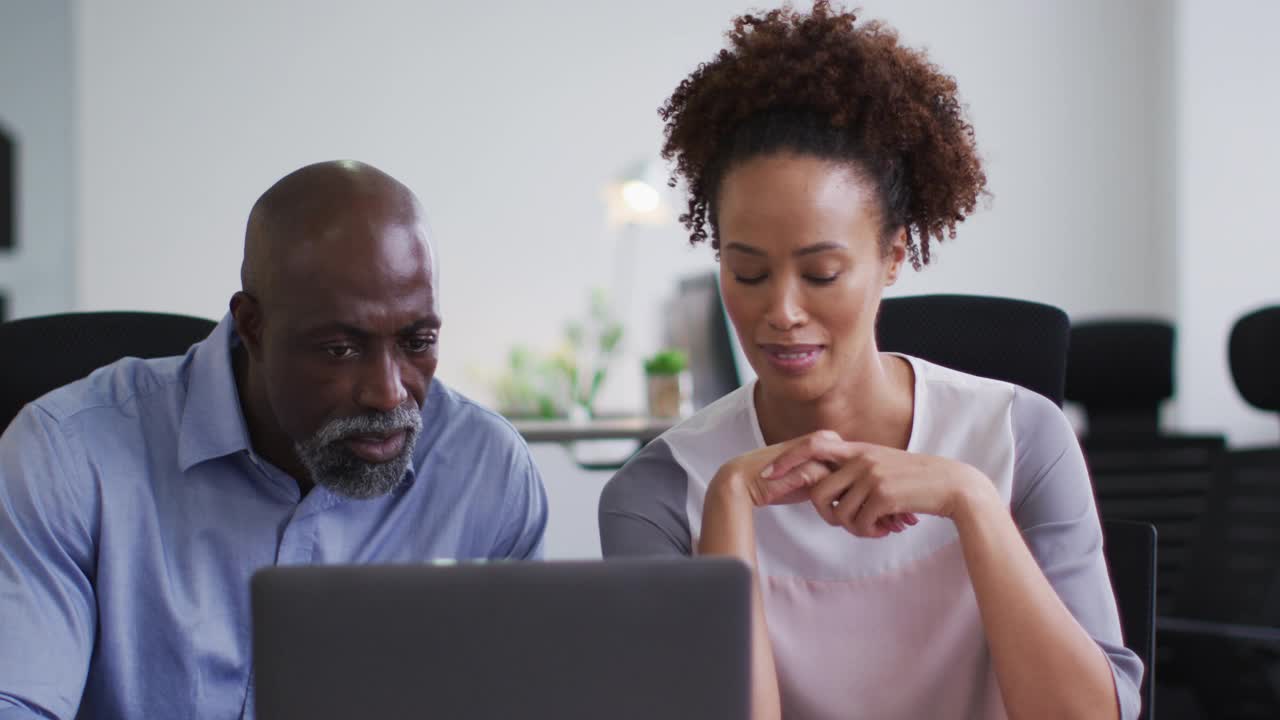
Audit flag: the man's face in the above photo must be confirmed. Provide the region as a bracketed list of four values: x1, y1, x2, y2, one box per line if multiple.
[250, 219, 440, 498]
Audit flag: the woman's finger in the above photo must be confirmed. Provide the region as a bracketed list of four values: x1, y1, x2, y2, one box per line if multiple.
[831, 480, 875, 532]
[762, 460, 830, 504]
[809, 464, 861, 526]
[760, 430, 850, 480]
[851, 493, 895, 538]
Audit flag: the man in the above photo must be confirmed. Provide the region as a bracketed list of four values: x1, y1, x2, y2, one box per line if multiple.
[0, 161, 547, 719]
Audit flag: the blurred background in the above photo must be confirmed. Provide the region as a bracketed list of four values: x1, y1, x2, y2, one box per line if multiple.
[3, 2, 1280, 716]
[1, 0, 1275, 446]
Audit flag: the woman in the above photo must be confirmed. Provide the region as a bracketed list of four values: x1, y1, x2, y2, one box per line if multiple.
[598, 3, 1142, 719]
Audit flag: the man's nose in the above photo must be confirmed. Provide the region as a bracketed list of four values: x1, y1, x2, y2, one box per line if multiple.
[356, 350, 409, 413]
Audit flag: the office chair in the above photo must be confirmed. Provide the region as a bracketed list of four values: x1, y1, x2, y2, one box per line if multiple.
[1229, 304, 1280, 428]
[1064, 319, 1225, 617]
[1066, 320, 1174, 437]
[1159, 449, 1280, 720]
[1180, 303, 1280, 628]
[1157, 312, 1280, 719]
[1103, 519, 1158, 720]
[0, 311, 217, 431]
[876, 294, 1070, 405]
[1088, 440, 1222, 619]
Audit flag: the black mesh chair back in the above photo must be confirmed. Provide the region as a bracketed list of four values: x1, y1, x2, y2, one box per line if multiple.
[1066, 320, 1174, 437]
[1229, 305, 1280, 418]
[876, 294, 1069, 406]
[0, 311, 217, 431]
[1182, 449, 1280, 627]
[1102, 519, 1157, 720]
[1145, 310, 1280, 719]
[1161, 448, 1280, 719]
[1066, 320, 1226, 616]
[1089, 435, 1225, 617]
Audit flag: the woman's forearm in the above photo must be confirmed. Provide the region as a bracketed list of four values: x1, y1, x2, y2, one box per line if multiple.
[698, 473, 782, 720]
[952, 478, 1120, 720]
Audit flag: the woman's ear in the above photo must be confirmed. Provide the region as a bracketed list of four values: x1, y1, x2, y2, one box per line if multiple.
[883, 228, 908, 287]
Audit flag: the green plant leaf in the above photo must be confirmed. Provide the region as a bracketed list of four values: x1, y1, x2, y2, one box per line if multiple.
[600, 324, 624, 353]
[644, 348, 688, 375]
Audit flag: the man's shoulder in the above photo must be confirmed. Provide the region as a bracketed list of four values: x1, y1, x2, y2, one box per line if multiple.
[419, 379, 531, 459]
[32, 354, 190, 429]
[2, 355, 192, 488]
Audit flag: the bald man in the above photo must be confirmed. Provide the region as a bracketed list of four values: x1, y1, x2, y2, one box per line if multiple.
[0, 161, 547, 719]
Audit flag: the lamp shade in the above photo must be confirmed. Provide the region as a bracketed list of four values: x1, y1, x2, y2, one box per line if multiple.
[605, 159, 671, 227]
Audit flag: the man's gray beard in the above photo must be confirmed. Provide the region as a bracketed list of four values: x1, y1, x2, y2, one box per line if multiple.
[294, 403, 423, 500]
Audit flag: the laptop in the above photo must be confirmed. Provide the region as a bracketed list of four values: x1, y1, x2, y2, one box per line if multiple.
[251, 557, 751, 720]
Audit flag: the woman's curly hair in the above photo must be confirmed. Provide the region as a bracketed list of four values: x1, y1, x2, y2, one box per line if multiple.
[660, 1, 987, 268]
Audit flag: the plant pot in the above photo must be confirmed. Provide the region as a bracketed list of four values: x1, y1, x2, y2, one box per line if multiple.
[646, 371, 692, 419]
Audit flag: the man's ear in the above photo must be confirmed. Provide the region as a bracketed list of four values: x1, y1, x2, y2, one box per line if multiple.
[230, 291, 266, 362]
[883, 228, 908, 287]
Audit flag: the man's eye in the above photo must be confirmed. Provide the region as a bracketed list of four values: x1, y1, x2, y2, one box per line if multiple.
[324, 345, 358, 359]
[734, 273, 767, 285]
[402, 335, 437, 353]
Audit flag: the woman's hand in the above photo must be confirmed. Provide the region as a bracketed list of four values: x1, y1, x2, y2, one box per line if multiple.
[711, 439, 835, 507]
[761, 430, 992, 538]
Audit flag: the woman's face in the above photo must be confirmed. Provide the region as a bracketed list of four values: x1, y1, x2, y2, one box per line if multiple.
[716, 153, 906, 403]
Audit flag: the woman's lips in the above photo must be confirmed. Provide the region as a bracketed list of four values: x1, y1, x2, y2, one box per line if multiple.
[759, 343, 825, 375]
[343, 430, 408, 463]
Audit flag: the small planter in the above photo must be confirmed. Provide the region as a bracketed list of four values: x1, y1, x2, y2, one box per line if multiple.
[646, 371, 692, 419]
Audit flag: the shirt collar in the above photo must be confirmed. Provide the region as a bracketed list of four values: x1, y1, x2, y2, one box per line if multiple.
[177, 313, 256, 471]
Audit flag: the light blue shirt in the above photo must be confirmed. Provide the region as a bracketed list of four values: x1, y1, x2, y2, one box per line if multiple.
[0, 316, 548, 719]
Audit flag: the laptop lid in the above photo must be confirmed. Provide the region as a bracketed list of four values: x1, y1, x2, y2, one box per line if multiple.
[251, 557, 751, 720]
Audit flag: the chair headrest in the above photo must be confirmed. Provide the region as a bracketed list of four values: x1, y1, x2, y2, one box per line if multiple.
[1229, 305, 1280, 413]
[1065, 320, 1174, 410]
[0, 311, 217, 432]
[876, 294, 1069, 406]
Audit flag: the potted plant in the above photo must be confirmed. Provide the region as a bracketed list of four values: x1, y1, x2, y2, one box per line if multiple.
[643, 349, 691, 419]
[493, 345, 564, 419]
[493, 289, 624, 422]
[556, 289, 624, 421]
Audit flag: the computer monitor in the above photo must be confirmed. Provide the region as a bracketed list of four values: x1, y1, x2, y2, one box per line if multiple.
[667, 272, 742, 410]
[252, 557, 751, 720]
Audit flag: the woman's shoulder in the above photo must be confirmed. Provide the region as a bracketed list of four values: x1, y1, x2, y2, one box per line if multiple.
[663, 382, 755, 436]
[902, 354, 1074, 444]
[903, 354, 1021, 402]
[603, 384, 760, 507]
[651, 383, 761, 472]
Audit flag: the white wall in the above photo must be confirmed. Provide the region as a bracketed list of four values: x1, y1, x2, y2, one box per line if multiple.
[874, 1, 1176, 324]
[0, 0, 75, 319]
[1174, 0, 1280, 446]
[75, 0, 1176, 415]
[531, 444, 612, 560]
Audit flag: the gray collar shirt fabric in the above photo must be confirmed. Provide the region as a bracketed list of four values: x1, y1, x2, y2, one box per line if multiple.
[0, 314, 547, 720]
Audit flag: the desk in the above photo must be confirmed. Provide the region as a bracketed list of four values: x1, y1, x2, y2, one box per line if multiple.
[510, 416, 677, 445]
[510, 416, 678, 471]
